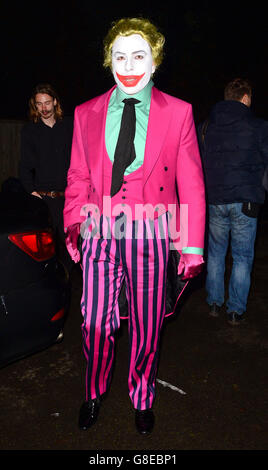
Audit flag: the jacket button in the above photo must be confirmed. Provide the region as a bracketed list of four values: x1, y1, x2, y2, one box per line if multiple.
[160, 187, 163, 191]
[164, 167, 168, 171]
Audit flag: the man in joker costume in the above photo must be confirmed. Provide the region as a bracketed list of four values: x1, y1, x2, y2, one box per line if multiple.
[63, 18, 206, 435]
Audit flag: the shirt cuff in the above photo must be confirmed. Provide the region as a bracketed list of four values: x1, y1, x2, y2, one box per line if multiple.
[182, 247, 204, 255]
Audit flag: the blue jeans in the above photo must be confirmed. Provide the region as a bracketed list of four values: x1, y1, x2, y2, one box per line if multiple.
[206, 203, 257, 314]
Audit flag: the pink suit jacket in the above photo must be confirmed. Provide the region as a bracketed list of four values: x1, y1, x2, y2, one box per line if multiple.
[64, 85, 206, 252]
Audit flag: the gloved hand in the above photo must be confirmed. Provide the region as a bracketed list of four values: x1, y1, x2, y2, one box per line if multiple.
[177, 253, 204, 280]
[65, 223, 81, 263]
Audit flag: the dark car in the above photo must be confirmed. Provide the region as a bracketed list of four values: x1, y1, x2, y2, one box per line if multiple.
[0, 179, 70, 367]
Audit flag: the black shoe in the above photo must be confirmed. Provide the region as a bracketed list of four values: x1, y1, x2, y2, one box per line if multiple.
[227, 312, 245, 326]
[78, 399, 100, 430]
[209, 303, 220, 317]
[135, 409, 154, 435]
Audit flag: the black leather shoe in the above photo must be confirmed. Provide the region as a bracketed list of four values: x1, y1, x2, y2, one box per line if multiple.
[209, 303, 220, 317]
[135, 409, 154, 435]
[78, 399, 100, 430]
[227, 312, 245, 326]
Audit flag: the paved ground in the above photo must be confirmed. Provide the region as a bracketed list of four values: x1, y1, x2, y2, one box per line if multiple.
[0, 212, 267, 458]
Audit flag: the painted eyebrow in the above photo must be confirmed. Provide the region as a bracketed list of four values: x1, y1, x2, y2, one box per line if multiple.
[132, 50, 147, 55]
[114, 50, 147, 56]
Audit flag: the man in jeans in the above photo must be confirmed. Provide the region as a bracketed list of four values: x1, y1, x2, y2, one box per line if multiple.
[199, 78, 268, 325]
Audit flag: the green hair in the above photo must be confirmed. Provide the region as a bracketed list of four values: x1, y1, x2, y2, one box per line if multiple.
[103, 17, 165, 70]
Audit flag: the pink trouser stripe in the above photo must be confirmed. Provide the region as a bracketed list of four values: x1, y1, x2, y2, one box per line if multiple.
[81, 215, 169, 410]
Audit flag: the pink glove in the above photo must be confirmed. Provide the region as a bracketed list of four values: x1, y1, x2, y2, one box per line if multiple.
[177, 253, 204, 280]
[65, 223, 81, 263]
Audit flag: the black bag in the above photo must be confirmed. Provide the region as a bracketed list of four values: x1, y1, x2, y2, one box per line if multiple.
[262, 166, 268, 192]
[242, 202, 260, 218]
[165, 249, 187, 316]
[201, 118, 210, 145]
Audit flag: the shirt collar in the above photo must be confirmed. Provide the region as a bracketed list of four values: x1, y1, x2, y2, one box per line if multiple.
[38, 118, 58, 129]
[115, 80, 153, 108]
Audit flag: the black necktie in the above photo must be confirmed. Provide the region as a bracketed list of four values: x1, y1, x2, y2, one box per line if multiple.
[110, 98, 140, 197]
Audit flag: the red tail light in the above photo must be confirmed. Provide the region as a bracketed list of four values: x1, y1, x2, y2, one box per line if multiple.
[8, 230, 56, 261]
[51, 307, 65, 322]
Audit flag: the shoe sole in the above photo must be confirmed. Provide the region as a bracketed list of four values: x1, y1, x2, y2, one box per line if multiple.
[227, 318, 245, 326]
[137, 428, 153, 435]
[209, 311, 220, 317]
[78, 418, 98, 430]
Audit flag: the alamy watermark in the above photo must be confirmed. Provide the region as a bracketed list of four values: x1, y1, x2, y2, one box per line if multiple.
[78, 196, 188, 250]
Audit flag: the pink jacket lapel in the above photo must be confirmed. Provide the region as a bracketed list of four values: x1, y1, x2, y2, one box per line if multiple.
[143, 87, 171, 185]
[86, 86, 116, 197]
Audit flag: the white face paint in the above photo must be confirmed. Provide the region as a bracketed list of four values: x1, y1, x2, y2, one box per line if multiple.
[112, 34, 155, 95]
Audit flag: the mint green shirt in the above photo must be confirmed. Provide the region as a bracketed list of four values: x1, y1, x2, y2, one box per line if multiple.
[105, 80, 153, 174]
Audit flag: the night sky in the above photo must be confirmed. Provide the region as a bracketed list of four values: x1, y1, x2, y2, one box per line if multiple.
[1, 0, 267, 123]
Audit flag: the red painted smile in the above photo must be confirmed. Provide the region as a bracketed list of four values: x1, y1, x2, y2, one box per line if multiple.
[116, 72, 145, 87]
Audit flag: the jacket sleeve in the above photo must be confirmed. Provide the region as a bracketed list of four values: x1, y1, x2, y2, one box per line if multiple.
[63, 106, 91, 230]
[176, 104, 206, 253]
[260, 120, 268, 165]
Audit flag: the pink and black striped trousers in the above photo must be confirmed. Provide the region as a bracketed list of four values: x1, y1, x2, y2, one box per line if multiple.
[80, 213, 169, 410]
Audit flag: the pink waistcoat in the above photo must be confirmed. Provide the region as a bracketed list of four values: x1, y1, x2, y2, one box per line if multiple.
[103, 153, 144, 220]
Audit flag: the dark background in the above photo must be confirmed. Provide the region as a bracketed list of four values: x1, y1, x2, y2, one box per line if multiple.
[0, 0, 267, 124]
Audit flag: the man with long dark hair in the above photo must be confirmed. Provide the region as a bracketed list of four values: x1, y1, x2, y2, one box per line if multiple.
[20, 83, 74, 272]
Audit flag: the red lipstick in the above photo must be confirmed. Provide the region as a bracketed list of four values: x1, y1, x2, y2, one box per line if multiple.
[116, 72, 145, 87]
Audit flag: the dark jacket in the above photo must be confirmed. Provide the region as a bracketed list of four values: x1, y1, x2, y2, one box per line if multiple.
[198, 100, 268, 205]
